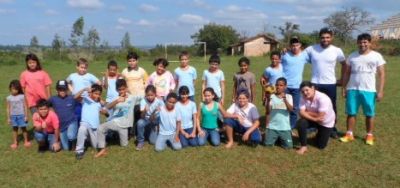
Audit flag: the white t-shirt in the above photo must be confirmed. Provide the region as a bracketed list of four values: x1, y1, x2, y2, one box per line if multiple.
[202, 69, 225, 98]
[227, 103, 259, 128]
[305, 44, 345, 84]
[346, 50, 386, 92]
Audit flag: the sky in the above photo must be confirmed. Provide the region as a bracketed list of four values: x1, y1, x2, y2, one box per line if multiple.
[0, 0, 399, 46]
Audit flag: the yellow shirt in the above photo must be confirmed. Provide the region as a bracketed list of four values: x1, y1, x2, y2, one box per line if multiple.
[121, 67, 148, 97]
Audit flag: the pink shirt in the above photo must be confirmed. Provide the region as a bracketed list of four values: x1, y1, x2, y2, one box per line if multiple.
[20, 70, 52, 107]
[300, 90, 335, 128]
[147, 71, 176, 97]
[33, 110, 60, 133]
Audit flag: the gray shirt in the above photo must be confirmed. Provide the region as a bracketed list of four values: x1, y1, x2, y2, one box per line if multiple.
[233, 71, 256, 96]
[7, 94, 25, 115]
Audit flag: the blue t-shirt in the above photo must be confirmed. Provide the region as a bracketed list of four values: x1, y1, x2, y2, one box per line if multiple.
[263, 66, 283, 86]
[159, 106, 181, 135]
[268, 94, 293, 131]
[49, 95, 77, 131]
[104, 77, 119, 103]
[174, 66, 197, 96]
[67, 73, 99, 95]
[176, 101, 197, 129]
[281, 52, 309, 88]
[202, 69, 225, 98]
[140, 97, 164, 120]
[81, 96, 102, 129]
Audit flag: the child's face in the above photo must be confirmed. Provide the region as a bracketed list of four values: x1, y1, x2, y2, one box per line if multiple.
[77, 64, 88, 75]
[239, 62, 249, 73]
[145, 91, 156, 103]
[209, 62, 219, 72]
[237, 94, 249, 107]
[165, 97, 177, 110]
[180, 92, 189, 102]
[57, 89, 67, 98]
[156, 64, 166, 75]
[38, 106, 49, 117]
[290, 43, 302, 54]
[90, 90, 102, 101]
[180, 55, 189, 67]
[203, 91, 214, 103]
[27, 59, 38, 70]
[357, 39, 371, 53]
[108, 66, 118, 77]
[127, 58, 138, 69]
[270, 55, 280, 67]
[117, 86, 127, 97]
[10, 87, 19, 95]
[275, 81, 287, 94]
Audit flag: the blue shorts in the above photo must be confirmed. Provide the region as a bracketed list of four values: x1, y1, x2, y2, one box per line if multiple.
[346, 90, 376, 117]
[10, 115, 27, 127]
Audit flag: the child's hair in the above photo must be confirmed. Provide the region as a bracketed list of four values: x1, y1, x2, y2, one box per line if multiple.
[357, 33, 372, 42]
[276, 77, 287, 85]
[145, 84, 157, 94]
[179, 51, 189, 59]
[166, 92, 178, 101]
[238, 56, 250, 66]
[127, 51, 139, 60]
[153, 58, 169, 67]
[299, 81, 315, 89]
[108, 60, 118, 69]
[36, 99, 51, 108]
[203, 87, 218, 101]
[76, 58, 89, 67]
[178, 86, 190, 95]
[91, 84, 103, 93]
[236, 89, 250, 99]
[319, 27, 333, 36]
[25, 53, 42, 71]
[270, 51, 281, 59]
[209, 54, 220, 64]
[115, 79, 127, 90]
[9, 80, 23, 94]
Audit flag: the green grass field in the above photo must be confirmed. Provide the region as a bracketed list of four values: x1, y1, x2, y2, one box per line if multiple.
[0, 54, 399, 187]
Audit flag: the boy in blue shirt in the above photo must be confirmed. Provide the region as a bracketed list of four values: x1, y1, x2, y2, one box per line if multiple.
[49, 80, 78, 150]
[174, 51, 197, 101]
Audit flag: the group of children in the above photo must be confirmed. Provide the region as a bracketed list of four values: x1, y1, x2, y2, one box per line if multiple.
[6, 32, 385, 158]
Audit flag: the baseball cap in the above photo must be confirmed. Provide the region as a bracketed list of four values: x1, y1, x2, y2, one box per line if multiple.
[56, 80, 68, 90]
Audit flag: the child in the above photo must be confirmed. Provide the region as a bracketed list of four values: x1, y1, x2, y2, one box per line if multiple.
[74, 84, 107, 160]
[176, 86, 198, 148]
[147, 58, 176, 100]
[202, 54, 225, 105]
[32, 99, 61, 153]
[224, 90, 262, 149]
[136, 85, 164, 150]
[155, 92, 182, 152]
[232, 57, 256, 103]
[261, 51, 283, 105]
[48, 80, 78, 151]
[340, 33, 386, 146]
[20, 53, 52, 114]
[197, 88, 227, 146]
[102, 60, 121, 119]
[6, 80, 30, 149]
[67, 58, 100, 123]
[96, 79, 141, 157]
[264, 77, 294, 149]
[174, 51, 197, 101]
[121, 52, 148, 98]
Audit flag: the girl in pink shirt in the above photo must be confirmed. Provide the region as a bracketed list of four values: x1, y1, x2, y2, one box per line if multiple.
[19, 53, 52, 114]
[147, 58, 176, 100]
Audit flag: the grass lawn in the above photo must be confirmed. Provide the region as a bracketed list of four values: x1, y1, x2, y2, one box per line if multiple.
[0, 54, 399, 187]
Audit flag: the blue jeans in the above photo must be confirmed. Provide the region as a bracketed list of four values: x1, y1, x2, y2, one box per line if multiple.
[155, 134, 182, 152]
[197, 128, 220, 146]
[60, 121, 78, 150]
[136, 119, 158, 144]
[34, 131, 56, 151]
[179, 127, 198, 148]
[286, 88, 300, 129]
[224, 118, 261, 144]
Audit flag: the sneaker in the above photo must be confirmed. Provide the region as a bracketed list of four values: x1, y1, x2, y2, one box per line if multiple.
[365, 135, 374, 145]
[136, 142, 145, 151]
[340, 133, 354, 143]
[76, 152, 85, 160]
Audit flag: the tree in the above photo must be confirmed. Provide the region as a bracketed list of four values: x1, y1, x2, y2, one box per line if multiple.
[324, 7, 374, 42]
[52, 33, 64, 52]
[276, 22, 300, 44]
[121, 32, 132, 50]
[84, 27, 100, 58]
[69, 16, 85, 57]
[30, 36, 39, 48]
[191, 23, 240, 54]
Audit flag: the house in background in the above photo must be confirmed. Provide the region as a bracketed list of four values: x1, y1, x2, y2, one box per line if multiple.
[229, 34, 279, 57]
[370, 13, 400, 39]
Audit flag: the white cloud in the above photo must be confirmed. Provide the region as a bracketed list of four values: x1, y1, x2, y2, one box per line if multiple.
[178, 14, 208, 25]
[137, 19, 152, 26]
[117, 18, 132, 25]
[109, 5, 126, 12]
[45, 9, 59, 16]
[67, 0, 103, 10]
[280, 15, 298, 20]
[0, 8, 16, 14]
[139, 4, 159, 12]
[215, 5, 267, 20]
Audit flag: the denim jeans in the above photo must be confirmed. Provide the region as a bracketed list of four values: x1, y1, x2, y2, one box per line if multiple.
[286, 88, 300, 129]
[60, 120, 78, 150]
[197, 128, 220, 146]
[75, 122, 97, 153]
[34, 131, 56, 151]
[224, 118, 261, 144]
[179, 127, 198, 148]
[136, 118, 158, 144]
[155, 134, 182, 152]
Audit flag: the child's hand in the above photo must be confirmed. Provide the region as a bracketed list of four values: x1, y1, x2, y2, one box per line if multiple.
[24, 116, 28, 123]
[100, 108, 108, 115]
[42, 121, 47, 129]
[377, 92, 384, 102]
[116, 96, 126, 103]
[7, 118, 11, 125]
[342, 88, 347, 98]
[52, 142, 61, 152]
[242, 132, 250, 142]
[184, 132, 190, 139]
[198, 129, 205, 137]
[190, 131, 196, 138]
